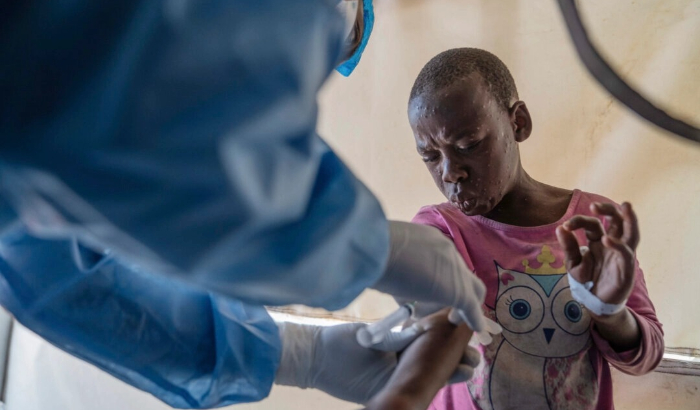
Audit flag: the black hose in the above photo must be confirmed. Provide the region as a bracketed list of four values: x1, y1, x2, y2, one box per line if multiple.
[557, 0, 700, 144]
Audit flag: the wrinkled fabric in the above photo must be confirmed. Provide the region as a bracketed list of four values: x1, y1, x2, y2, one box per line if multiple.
[0, 0, 389, 408]
[0, 221, 281, 408]
[0, 0, 389, 309]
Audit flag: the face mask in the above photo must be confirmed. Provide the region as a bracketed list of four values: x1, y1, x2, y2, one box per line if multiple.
[335, 0, 374, 77]
[336, 0, 359, 41]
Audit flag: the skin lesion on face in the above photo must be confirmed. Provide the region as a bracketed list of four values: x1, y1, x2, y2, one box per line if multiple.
[408, 74, 529, 218]
[408, 74, 575, 227]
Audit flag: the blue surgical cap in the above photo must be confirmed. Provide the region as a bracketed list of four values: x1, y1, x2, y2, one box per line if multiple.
[336, 0, 374, 77]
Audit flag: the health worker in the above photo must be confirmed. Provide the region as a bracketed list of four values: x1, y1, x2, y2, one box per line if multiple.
[0, 1, 486, 407]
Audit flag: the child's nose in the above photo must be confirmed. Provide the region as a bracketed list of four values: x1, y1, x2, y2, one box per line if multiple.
[441, 158, 469, 183]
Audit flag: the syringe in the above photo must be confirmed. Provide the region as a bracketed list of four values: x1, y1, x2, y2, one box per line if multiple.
[357, 304, 500, 348]
[450, 308, 501, 345]
[356, 303, 415, 348]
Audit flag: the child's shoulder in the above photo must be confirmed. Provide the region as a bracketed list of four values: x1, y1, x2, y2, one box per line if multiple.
[413, 202, 455, 226]
[415, 202, 454, 216]
[575, 190, 622, 211]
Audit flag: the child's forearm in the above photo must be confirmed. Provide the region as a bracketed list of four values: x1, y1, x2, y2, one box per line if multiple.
[591, 307, 642, 352]
[365, 313, 472, 410]
[365, 335, 464, 410]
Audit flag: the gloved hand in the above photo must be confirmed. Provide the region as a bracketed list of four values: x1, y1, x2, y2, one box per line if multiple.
[399, 302, 503, 346]
[372, 221, 487, 333]
[274, 320, 480, 404]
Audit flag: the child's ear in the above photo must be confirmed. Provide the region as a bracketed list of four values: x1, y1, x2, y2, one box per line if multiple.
[509, 101, 532, 143]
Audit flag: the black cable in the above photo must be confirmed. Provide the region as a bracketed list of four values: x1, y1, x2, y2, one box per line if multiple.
[557, 0, 700, 144]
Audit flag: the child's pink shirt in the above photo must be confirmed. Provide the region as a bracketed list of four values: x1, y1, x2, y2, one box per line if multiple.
[413, 190, 664, 410]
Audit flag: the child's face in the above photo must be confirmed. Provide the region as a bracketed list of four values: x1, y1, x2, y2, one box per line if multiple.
[408, 74, 525, 216]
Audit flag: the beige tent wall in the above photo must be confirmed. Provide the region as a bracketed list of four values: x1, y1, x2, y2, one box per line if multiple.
[311, 0, 700, 351]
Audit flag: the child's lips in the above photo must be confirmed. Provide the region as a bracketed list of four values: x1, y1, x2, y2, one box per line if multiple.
[450, 195, 477, 213]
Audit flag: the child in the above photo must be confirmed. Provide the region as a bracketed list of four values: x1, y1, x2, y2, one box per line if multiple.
[407, 48, 664, 410]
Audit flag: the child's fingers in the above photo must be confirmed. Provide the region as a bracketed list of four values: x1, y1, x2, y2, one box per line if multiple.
[601, 235, 633, 262]
[591, 203, 623, 239]
[447, 363, 476, 385]
[601, 236, 636, 301]
[563, 216, 605, 241]
[621, 202, 640, 250]
[556, 225, 583, 269]
[447, 364, 476, 385]
[460, 345, 482, 368]
[447, 346, 481, 384]
[601, 235, 635, 282]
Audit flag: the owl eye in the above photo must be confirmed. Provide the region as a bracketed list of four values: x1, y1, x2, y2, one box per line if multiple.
[509, 299, 531, 320]
[564, 301, 582, 323]
[551, 287, 590, 336]
[496, 285, 544, 334]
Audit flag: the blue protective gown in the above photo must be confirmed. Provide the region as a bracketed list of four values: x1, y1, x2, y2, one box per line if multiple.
[0, 0, 389, 408]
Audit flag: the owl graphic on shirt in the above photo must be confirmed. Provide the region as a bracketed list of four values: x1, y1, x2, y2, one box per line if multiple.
[467, 246, 599, 410]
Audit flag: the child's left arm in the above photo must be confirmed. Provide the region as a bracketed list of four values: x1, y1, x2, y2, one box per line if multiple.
[556, 202, 664, 375]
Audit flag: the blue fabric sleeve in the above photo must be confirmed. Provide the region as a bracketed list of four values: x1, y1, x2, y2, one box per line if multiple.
[0, 0, 390, 310]
[0, 222, 281, 408]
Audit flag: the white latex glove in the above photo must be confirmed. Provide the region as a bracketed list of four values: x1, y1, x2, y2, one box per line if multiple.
[395, 303, 502, 346]
[274, 322, 479, 404]
[372, 221, 487, 333]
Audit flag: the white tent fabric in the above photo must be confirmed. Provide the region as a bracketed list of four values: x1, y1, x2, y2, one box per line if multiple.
[2, 1, 699, 410]
[295, 0, 700, 352]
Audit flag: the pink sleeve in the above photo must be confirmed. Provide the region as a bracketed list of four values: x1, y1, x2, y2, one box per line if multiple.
[427, 388, 445, 410]
[591, 262, 665, 375]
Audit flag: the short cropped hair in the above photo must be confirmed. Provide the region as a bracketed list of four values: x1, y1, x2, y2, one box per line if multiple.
[409, 48, 518, 111]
